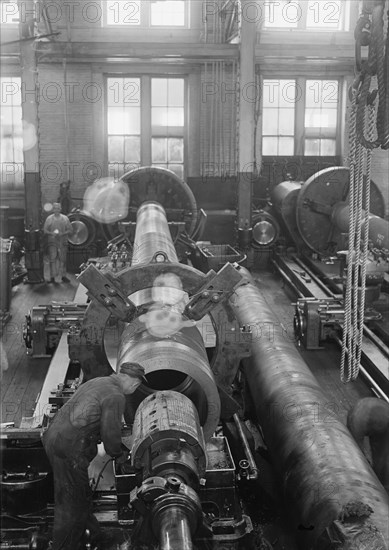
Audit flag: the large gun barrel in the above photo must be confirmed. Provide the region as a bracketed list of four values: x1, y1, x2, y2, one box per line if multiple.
[230, 274, 389, 548]
[65, 171, 250, 547]
[132, 201, 179, 265]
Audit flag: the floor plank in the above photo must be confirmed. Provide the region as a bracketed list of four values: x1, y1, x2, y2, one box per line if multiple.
[1, 275, 78, 426]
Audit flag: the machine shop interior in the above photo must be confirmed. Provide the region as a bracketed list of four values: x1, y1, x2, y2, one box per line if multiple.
[1, 0, 389, 549]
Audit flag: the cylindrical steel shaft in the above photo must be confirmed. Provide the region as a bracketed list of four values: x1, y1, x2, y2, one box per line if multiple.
[229, 278, 389, 548]
[332, 202, 389, 251]
[158, 508, 193, 550]
[117, 200, 220, 440]
[132, 201, 178, 265]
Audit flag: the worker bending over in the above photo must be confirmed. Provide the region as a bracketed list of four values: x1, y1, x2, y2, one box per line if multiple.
[42, 363, 146, 550]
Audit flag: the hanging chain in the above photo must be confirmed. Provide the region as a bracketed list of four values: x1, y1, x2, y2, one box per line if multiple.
[355, 1, 388, 149]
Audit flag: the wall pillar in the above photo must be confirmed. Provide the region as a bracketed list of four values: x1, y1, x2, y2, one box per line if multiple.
[237, 0, 256, 250]
[18, 0, 44, 282]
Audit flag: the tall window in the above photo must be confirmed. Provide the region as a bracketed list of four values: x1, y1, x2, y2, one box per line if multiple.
[107, 78, 141, 177]
[304, 80, 338, 155]
[107, 76, 185, 179]
[0, 1, 19, 24]
[0, 76, 24, 187]
[262, 79, 296, 155]
[263, 0, 350, 31]
[151, 78, 184, 179]
[262, 78, 340, 156]
[105, 0, 186, 27]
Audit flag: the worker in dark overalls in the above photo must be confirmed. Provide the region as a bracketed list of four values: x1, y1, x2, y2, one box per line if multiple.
[347, 397, 389, 493]
[42, 363, 146, 550]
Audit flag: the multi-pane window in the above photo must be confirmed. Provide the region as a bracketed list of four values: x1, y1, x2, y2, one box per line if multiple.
[262, 78, 340, 156]
[263, 0, 350, 31]
[107, 77, 185, 179]
[0, 1, 19, 24]
[304, 80, 338, 155]
[151, 78, 184, 179]
[105, 0, 186, 27]
[262, 79, 296, 155]
[107, 78, 141, 177]
[0, 76, 24, 187]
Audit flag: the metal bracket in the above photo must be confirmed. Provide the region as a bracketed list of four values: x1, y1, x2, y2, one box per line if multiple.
[184, 263, 244, 321]
[77, 264, 137, 322]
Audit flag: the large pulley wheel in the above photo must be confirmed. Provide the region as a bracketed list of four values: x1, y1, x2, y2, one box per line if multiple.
[120, 167, 198, 236]
[296, 166, 385, 254]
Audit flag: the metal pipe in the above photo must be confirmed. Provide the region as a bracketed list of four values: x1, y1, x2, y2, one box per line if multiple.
[229, 277, 389, 548]
[158, 508, 193, 550]
[132, 201, 178, 266]
[233, 413, 258, 480]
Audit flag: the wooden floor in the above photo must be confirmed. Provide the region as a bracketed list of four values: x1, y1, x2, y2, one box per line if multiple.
[1, 274, 78, 427]
[0, 266, 373, 429]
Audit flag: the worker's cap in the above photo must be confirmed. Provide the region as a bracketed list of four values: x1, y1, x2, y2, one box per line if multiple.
[119, 362, 147, 381]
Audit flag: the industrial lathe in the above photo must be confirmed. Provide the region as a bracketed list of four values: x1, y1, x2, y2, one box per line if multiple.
[2, 168, 389, 550]
[267, 167, 389, 399]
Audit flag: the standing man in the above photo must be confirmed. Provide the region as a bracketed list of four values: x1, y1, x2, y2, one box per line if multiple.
[42, 363, 146, 550]
[43, 202, 73, 283]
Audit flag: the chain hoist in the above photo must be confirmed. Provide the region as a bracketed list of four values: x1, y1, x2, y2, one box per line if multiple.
[353, 0, 389, 149]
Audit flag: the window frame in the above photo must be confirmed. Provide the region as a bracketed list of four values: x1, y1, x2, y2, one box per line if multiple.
[261, 78, 297, 156]
[262, 0, 351, 32]
[105, 74, 188, 179]
[103, 0, 189, 29]
[261, 76, 343, 156]
[0, 75, 24, 189]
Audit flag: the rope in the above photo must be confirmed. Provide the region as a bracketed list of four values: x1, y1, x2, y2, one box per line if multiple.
[341, 99, 377, 383]
[341, 93, 358, 383]
[356, 105, 374, 369]
[341, 0, 387, 382]
[351, 139, 364, 378]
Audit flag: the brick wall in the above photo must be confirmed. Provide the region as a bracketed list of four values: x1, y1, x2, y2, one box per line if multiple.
[38, 63, 98, 208]
[200, 61, 238, 177]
